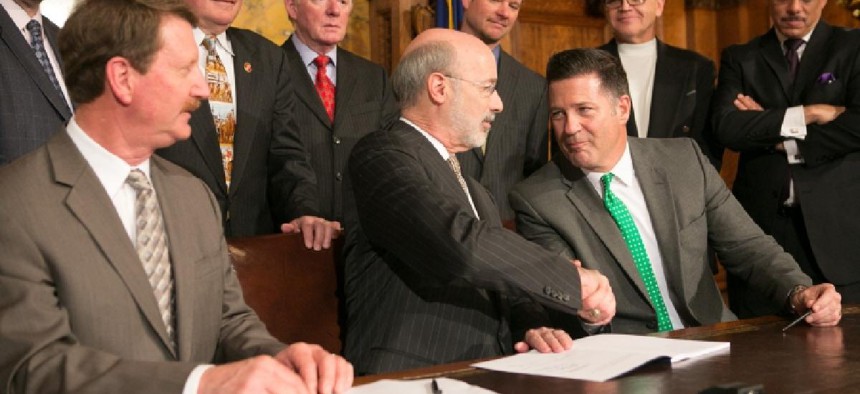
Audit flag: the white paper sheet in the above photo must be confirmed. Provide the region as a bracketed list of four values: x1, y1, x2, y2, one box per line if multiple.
[348, 377, 498, 394]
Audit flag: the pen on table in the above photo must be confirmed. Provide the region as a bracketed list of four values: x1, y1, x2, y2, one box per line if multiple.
[782, 310, 813, 332]
[431, 378, 443, 394]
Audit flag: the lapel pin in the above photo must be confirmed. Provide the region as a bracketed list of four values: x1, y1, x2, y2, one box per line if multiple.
[244, 62, 252, 73]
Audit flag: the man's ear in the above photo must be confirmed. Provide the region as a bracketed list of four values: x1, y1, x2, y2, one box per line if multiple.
[616, 94, 632, 123]
[105, 56, 135, 106]
[426, 72, 450, 105]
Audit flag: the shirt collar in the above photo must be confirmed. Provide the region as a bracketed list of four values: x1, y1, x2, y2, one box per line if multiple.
[291, 34, 338, 68]
[401, 117, 450, 160]
[584, 143, 634, 197]
[66, 116, 151, 197]
[775, 28, 814, 49]
[193, 27, 234, 57]
[1, 0, 44, 34]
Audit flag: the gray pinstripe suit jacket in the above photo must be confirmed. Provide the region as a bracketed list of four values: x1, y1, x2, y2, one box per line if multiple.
[0, 7, 71, 165]
[280, 37, 398, 222]
[343, 120, 585, 375]
[457, 50, 550, 221]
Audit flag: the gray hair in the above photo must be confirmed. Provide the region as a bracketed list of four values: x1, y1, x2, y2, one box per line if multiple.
[391, 40, 457, 109]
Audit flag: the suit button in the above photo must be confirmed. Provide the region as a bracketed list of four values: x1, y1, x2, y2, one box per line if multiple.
[682, 125, 690, 134]
[646, 320, 658, 330]
[544, 286, 552, 296]
[335, 172, 343, 181]
[333, 136, 341, 144]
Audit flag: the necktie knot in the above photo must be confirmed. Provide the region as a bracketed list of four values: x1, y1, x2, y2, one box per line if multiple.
[784, 38, 804, 53]
[202, 36, 217, 53]
[600, 173, 615, 193]
[126, 169, 153, 192]
[25, 19, 41, 39]
[314, 55, 330, 68]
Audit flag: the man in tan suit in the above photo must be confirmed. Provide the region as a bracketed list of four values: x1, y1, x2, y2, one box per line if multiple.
[0, 0, 352, 393]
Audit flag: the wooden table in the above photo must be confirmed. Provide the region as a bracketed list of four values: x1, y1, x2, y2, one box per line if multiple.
[355, 305, 860, 393]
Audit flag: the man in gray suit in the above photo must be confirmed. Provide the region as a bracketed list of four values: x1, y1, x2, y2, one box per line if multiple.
[280, 0, 398, 224]
[344, 29, 615, 375]
[0, 1, 351, 392]
[458, 0, 551, 220]
[0, 0, 72, 164]
[509, 48, 841, 334]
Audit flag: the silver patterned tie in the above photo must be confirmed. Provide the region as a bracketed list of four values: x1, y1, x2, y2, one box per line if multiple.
[126, 169, 175, 348]
[446, 156, 470, 196]
[25, 20, 65, 103]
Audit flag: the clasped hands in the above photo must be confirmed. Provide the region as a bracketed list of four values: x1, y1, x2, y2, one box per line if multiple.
[514, 259, 616, 354]
[199, 342, 352, 394]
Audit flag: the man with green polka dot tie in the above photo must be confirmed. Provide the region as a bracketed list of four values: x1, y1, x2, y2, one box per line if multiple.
[509, 48, 843, 334]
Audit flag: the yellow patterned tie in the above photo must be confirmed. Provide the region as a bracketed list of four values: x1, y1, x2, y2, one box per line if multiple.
[202, 36, 236, 188]
[601, 173, 673, 332]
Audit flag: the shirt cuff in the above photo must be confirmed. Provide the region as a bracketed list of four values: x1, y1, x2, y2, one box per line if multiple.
[182, 365, 214, 394]
[784, 140, 804, 164]
[781, 106, 807, 140]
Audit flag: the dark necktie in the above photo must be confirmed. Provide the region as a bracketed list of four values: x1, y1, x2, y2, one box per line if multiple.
[784, 38, 804, 83]
[314, 55, 335, 122]
[26, 20, 65, 103]
[601, 173, 673, 332]
[127, 170, 176, 349]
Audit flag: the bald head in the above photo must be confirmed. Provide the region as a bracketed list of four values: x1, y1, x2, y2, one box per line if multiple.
[393, 28, 495, 109]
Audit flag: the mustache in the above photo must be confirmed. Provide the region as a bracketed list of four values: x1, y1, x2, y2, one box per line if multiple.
[781, 16, 805, 22]
[484, 114, 496, 123]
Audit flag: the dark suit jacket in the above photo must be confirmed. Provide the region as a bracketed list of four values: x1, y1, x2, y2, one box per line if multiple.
[157, 28, 316, 237]
[343, 120, 586, 374]
[280, 37, 398, 222]
[456, 50, 549, 220]
[0, 131, 285, 393]
[712, 23, 860, 287]
[510, 138, 810, 334]
[600, 39, 721, 168]
[0, 8, 71, 164]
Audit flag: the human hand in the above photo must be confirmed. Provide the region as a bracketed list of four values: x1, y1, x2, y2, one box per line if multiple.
[804, 104, 845, 125]
[280, 216, 342, 250]
[574, 260, 615, 325]
[198, 355, 310, 394]
[514, 327, 573, 353]
[791, 283, 842, 327]
[733, 94, 764, 111]
[275, 342, 353, 394]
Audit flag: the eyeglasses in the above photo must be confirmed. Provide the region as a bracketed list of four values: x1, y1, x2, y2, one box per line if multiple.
[443, 74, 497, 98]
[604, 0, 647, 8]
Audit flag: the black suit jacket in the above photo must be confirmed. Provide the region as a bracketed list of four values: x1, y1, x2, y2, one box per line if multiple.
[0, 7, 71, 164]
[456, 50, 550, 220]
[343, 120, 585, 374]
[713, 23, 860, 287]
[280, 37, 398, 222]
[157, 28, 316, 237]
[600, 39, 720, 168]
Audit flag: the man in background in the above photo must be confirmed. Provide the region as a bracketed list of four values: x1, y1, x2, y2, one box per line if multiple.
[281, 0, 399, 225]
[0, 0, 72, 164]
[0, 0, 352, 392]
[157, 0, 339, 249]
[713, 0, 860, 316]
[344, 28, 616, 375]
[458, 0, 551, 220]
[598, 0, 721, 168]
[510, 48, 841, 334]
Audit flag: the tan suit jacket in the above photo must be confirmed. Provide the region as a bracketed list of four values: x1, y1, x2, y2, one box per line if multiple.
[0, 131, 284, 393]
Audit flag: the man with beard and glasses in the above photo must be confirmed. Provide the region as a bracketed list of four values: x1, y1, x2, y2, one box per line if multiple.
[342, 28, 616, 375]
[0, 0, 352, 393]
[713, 0, 860, 317]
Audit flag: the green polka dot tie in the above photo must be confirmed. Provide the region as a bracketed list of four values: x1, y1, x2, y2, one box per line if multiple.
[601, 173, 673, 332]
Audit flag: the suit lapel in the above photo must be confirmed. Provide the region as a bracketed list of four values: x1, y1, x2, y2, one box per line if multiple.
[227, 28, 260, 194]
[648, 41, 683, 138]
[759, 29, 793, 101]
[150, 158, 195, 360]
[48, 134, 175, 356]
[602, 40, 638, 137]
[556, 155, 649, 298]
[793, 22, 833, 103]
[628, 141, 685, 303]
[188, 102, 227, 194]
[333, 47, 358, 127]
[0, 10, 70, 120]
[284, 37, 332, 127]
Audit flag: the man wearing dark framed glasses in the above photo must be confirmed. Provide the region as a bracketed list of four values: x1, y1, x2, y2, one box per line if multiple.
[597, 0, 722, 169]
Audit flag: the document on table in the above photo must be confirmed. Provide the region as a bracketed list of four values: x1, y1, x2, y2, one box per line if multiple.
[472, 333, 730, 382]
[347, 377, 498, 394]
